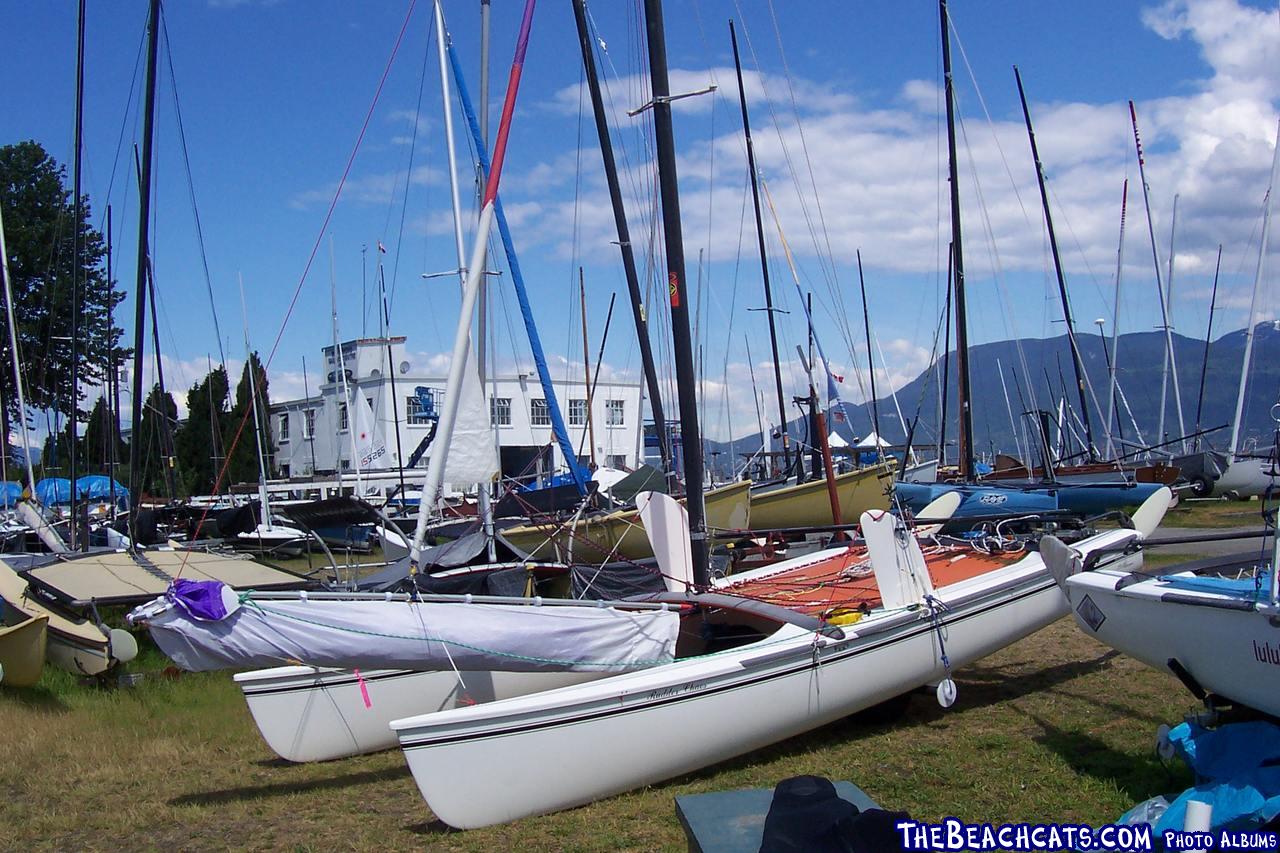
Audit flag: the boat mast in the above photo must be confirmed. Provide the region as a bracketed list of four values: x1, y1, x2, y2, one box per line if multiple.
[376, 261, 407, 496]
[434, 0, 495, 559]
[127, 0, 160, 546]
[1129, 101, 1187, 450]
[1104, 180, 1128, 458]
[579, 270, 597, 466]
[238, 274, 273, 529]
[1192, 245, 1222, 449]
[106, 206, 119, 513]
[571, 0, 671, 474]
[729, 19, 792, 480]
[1014, 67, 1096, 460]
[445, 35, 588, 493]
[1228, 118, 1280, 457]
[410, 0, 536, 564]
[69, 0, 86, 548]
[642, 0, 710, 586]
[940, 0, 975, 481]
[0, 204, 37, 492]
[856, 250, 880, 443]
[1158, 194, 1181, 447]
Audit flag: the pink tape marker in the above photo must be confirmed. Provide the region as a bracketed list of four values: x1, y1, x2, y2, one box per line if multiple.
[354, 668, 372, 709]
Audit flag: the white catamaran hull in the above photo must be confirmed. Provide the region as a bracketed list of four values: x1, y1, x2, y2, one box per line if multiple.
[1210, 455, 1280, 500]
[391, 530, 1139, 829]
[235, 665, 599, 762]
[1062, 566, 1280, 717]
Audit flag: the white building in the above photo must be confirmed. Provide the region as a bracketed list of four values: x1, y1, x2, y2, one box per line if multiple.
[267, 337, 644, 485]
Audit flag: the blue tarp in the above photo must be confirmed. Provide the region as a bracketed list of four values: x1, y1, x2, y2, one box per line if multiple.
[75, 475, 129, 505]
[35, 477, 72, 505]
[0, 481, 21, 507]
[1144, 721, 1280, 836]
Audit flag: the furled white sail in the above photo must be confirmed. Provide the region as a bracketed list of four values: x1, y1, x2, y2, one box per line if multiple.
[353, 392, 391, 470]
[441, 344, 498, 486]
[129, 588, 679, 674]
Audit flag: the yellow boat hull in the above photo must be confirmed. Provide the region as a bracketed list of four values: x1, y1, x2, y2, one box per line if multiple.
[748, 463, 894, 529]
[0, 560, 113, 676]
[499, 480, 751, 563]
[0, 613, 48, 687]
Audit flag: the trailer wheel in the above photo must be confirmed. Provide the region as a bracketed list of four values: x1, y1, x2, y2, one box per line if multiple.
[1188, 475, 1211, 498]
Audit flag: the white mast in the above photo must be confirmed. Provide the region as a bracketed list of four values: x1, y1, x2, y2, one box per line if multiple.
[1104, 180, 1128, 459]
[0, 203, 36, 490]
[1156, 194, 1182, 449]
[1228, 118, 1280, 456]
[330, 239, 363, 494]
[238, 273, 274, 530]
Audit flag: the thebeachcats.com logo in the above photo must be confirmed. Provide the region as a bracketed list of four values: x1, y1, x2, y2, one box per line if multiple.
[895, 818, 1280, 851]
[895, 817, 1153, 851]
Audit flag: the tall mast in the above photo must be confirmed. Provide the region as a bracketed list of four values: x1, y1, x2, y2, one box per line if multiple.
[0, 204, 36, 491]
[238, 274, 273, 527]
[571, 0, 671, 473]
[106, 206, 119, 512]
[730, 19, 792, 479]
[477, 0, 490, 385]
[1157, 194, 1181, 447]
[127, 0, 161, 546]
[411, 0, 536, 564]
[642, 0, 710, 587]
[1228, 118, 1280, 456]
[1014, 66, 1095, 459]
[579, 270, 598, 466]
[856, 250, 880, 442]
[1129, 101, 1186, 449]
[377, 262, 407, 496]
[1192, 245, 1222, 449]
[68, 0, 86, 548]
[446, 35, 587, 493]
[1104, 180, 1128, 458]
[940, 0, 975, 480]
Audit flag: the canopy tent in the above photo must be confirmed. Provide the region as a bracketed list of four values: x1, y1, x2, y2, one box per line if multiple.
[856, 432, 892, 448]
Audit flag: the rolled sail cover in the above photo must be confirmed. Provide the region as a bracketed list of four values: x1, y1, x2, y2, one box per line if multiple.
[140, 593, 679, 673]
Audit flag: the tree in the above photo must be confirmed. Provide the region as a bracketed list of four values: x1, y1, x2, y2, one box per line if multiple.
[133, 382, 179, 498]
[0, 141, 129, 446]
[82, 395, 126, 474]
[175, 364, 229, 496]
[225, 352, 274, 487]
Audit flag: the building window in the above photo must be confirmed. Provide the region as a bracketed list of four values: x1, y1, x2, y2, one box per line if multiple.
[606, 399, 625, 426]
[491, 396, 511, 427]
[607, 454, 627, 470]
[279, 464, 291, 478]
[407, 389, 442, 425]
[530, 397, 551, 426]
[568, 398, 587, 426]
[278, 413, 290, 442]
[340, 459, 350, 472]
[338, 402, 349, 432]
[303, 409, 316, 439]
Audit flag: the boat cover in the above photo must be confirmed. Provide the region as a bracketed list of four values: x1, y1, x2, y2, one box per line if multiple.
[277, 496, 382, 530]
[35, 478, 72, 505]
[22, 550, 310, 606]
[0, 481, 22, 506]
[130, 582, 679, 673]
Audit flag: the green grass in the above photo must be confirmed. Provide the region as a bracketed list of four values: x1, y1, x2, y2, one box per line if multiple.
[1, 617, 1199, 851]
[1161, 496, 1271, 528]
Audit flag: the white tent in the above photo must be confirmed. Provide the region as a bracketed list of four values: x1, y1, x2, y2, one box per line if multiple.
[856, 431, 891, 449]
[827, 431, 850, 449]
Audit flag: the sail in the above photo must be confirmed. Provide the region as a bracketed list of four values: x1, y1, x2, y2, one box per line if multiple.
[352, 392, 391, 470]
[441, 344, 499, 486]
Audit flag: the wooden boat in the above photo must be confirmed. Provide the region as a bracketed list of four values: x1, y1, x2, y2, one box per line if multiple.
[0, 559, 130, 676]
[497, 479, 750, 563]
[984, 455, 1180, 486]
[747, 463, 893, 528]
[0, 612, 48, 687]
[1053, 544, 1278, 717]
[389, 488, 1170, 828]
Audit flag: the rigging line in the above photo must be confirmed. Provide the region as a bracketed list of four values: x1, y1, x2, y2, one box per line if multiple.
[168, 0, 419, 580]
[101, 11, 149, 227]
[956, 107, 1039, 416]
[159, 10, 227, 367]
[384, 5, 435, 314]
[947, 12, 1031, 228]
[731, 6, 836, 293]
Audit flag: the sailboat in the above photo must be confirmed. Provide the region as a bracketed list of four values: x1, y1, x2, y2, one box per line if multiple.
[380, 1, 1179, 828]
[894, 14, 1164, 525]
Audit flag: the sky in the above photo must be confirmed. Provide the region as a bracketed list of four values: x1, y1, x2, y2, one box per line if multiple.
[2, 0, 1278, 445]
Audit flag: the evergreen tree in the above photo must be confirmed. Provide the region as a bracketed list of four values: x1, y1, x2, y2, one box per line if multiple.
[175, 364, 229, 496]
[134, 382, 179, 498]
[82, 396, 126, 475]
[225, 353, 274, 486]
[0, 141, 129, 444]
